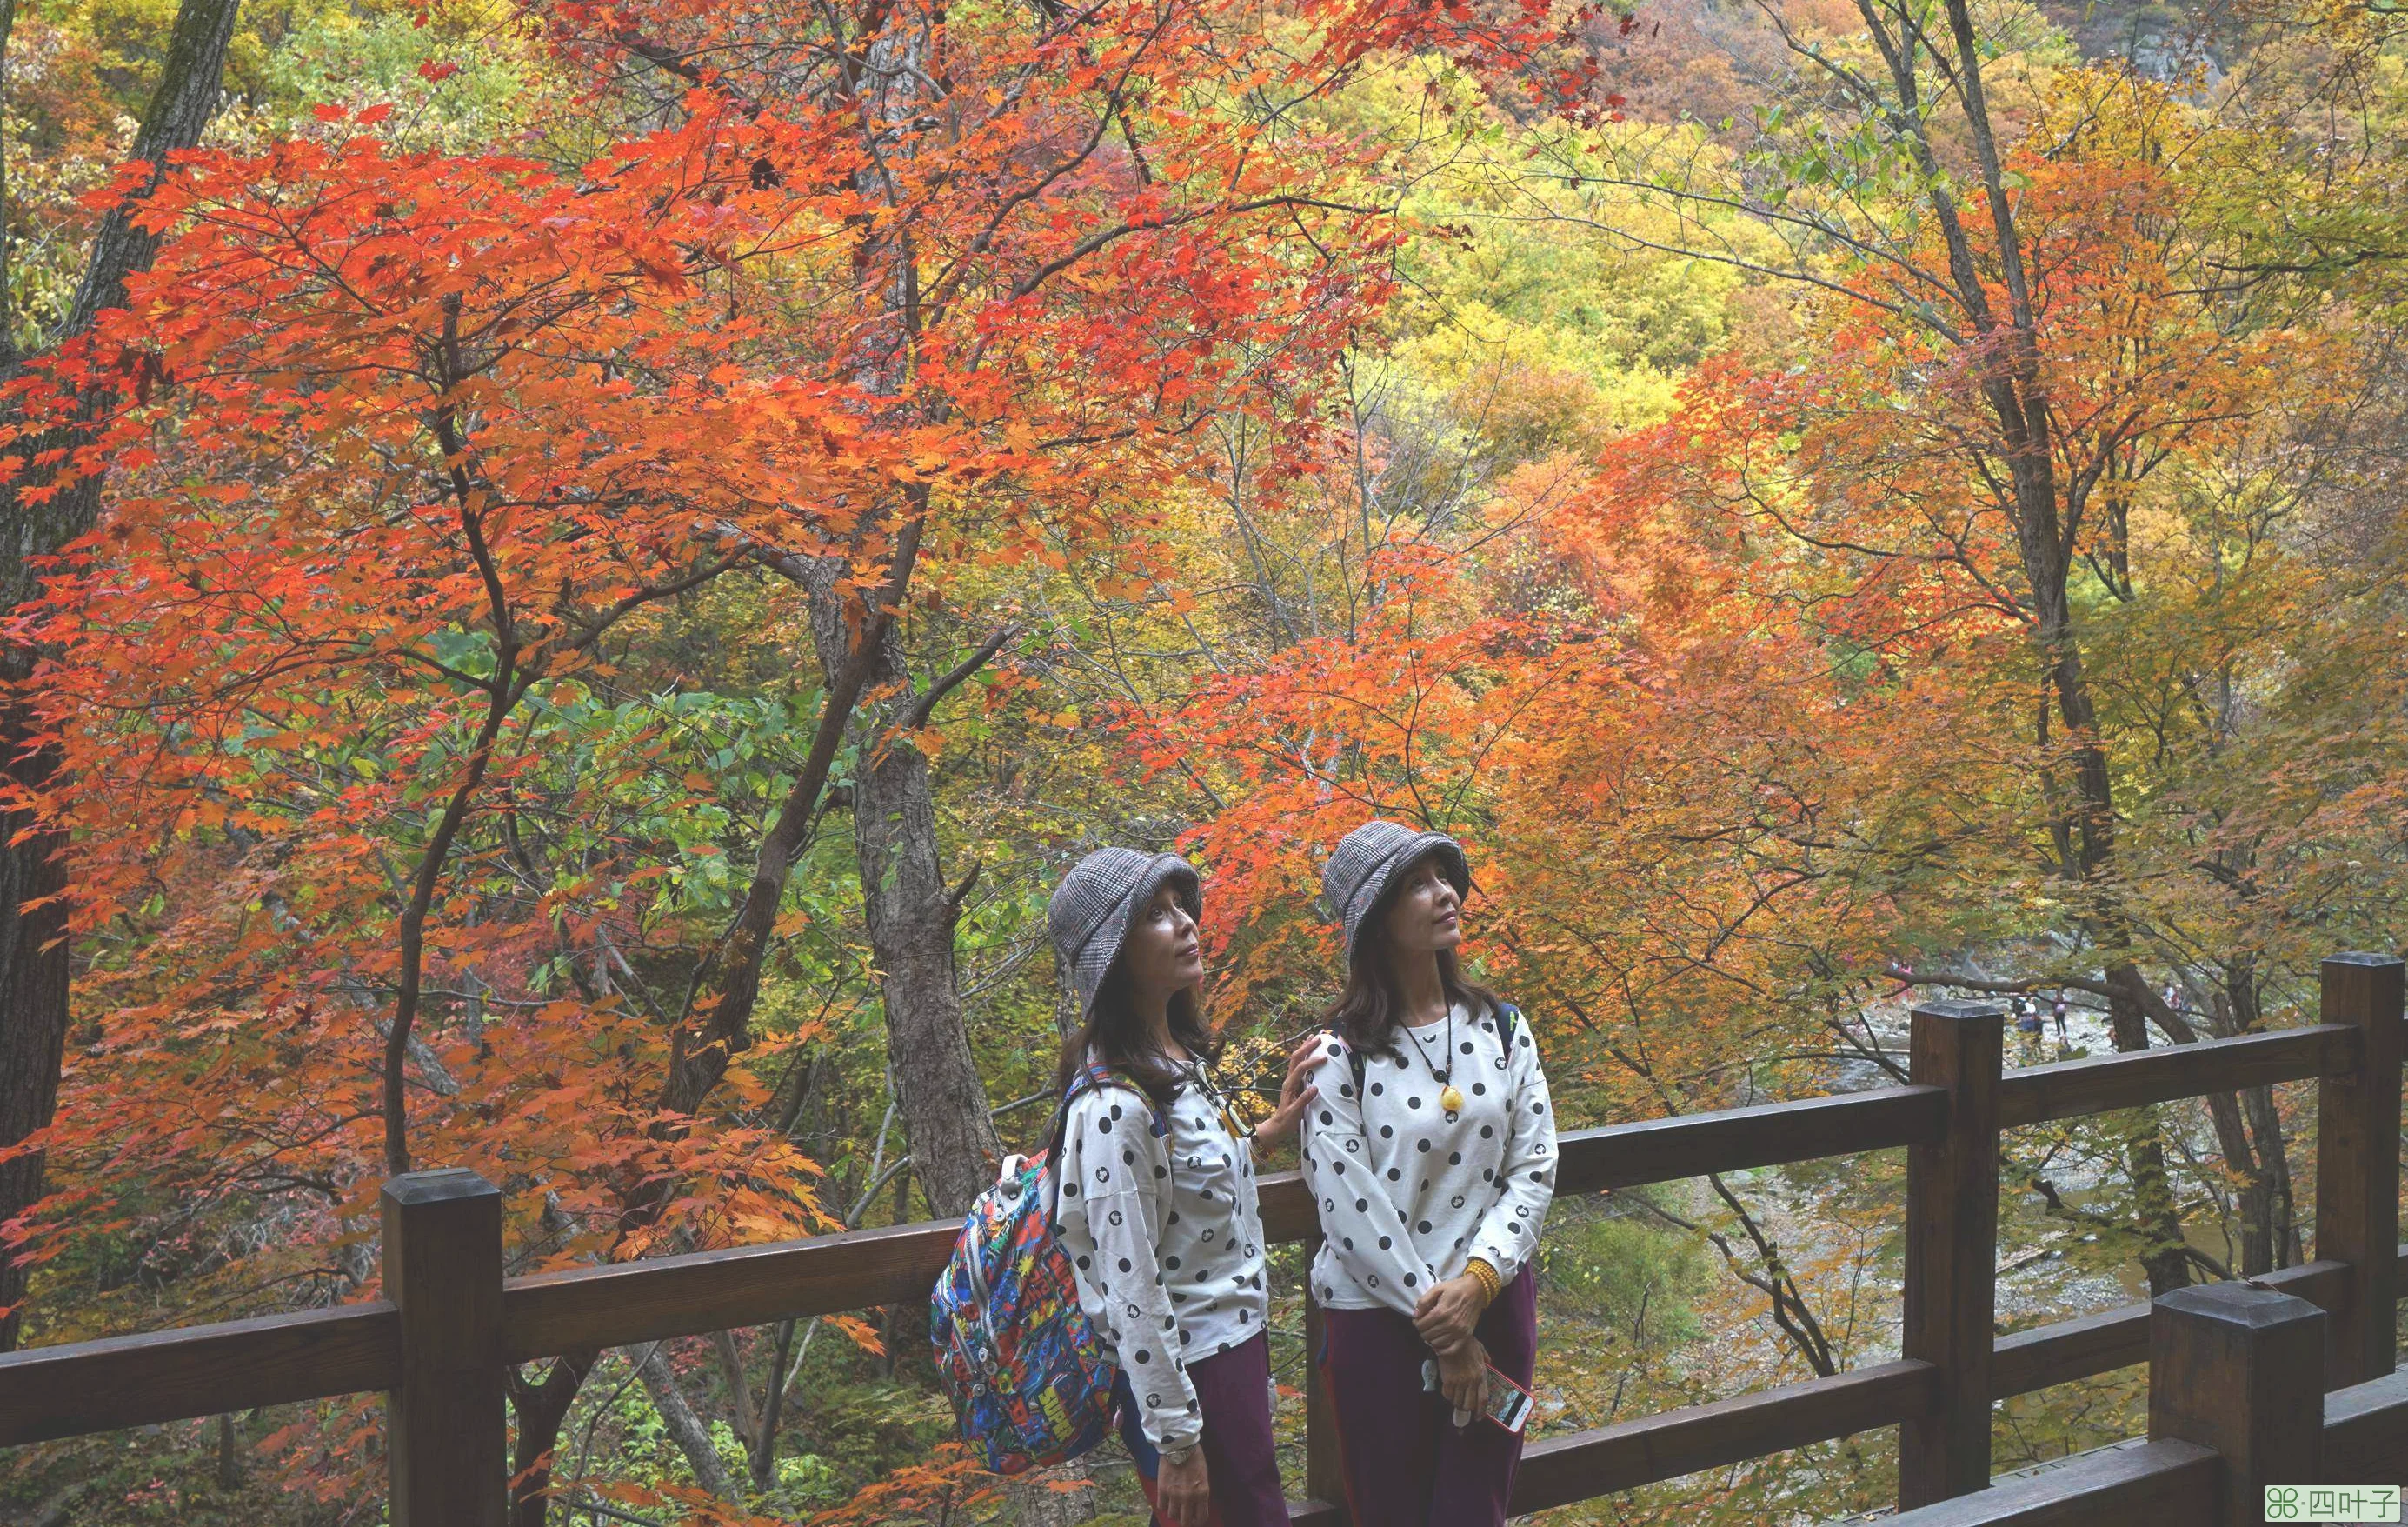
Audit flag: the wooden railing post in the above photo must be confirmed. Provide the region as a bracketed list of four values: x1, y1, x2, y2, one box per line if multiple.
[1899, 998, 2004, 1509]
[2149, 1281, 2325, 1526]
[2315, 952, 2404, 1388]
[382, 1169, 506, 1527]
[1302, 1232, 1346, 1521]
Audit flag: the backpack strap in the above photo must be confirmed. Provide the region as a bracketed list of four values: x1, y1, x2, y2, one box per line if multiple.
[1061, 1062, 1168, 1132]
[1496, 1001, 1522, 1045]
[1045, 1062, 1167, 1224]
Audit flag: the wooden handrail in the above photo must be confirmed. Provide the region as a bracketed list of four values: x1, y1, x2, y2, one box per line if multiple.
[1997, 1024, 2356, 1130]
[1508, 1358, 1938, 1514]
[1992, 1258, 2352, 1398]
[0, 1302, 397, 1445]
[1287, 1359, 1942, 1526]
[1554, 1084, 1950, 1197]
[506, 1084, 1952, 1364]
[28, 1244, 2394, 1459]
[1882, 1439, 2221, 1523]
[504, 1218, 959, 1363]
[2324, 1368, 2408, 1485]
[1894, 1275, 2408, 1527]
[0, 957, 2398, 1525]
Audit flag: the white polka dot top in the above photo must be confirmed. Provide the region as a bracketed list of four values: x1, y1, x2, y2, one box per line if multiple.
[1053, 1063, 1268, 1451]
[1302, 1002, 1558, 1314]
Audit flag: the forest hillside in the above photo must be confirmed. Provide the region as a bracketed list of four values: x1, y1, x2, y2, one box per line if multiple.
[0, 0, 2403, 1520]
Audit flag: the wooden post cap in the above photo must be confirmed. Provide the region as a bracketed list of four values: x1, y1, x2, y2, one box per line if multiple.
[1911, 999, 2009, 1024]
[381, 1168, 502, 1208]
[2155, 1279, 2326, 1329]
[2150, 1281, 2325, 1527]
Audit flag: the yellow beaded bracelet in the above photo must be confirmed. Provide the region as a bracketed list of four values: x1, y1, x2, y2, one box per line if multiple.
[1466, 1257, 1502, 1304]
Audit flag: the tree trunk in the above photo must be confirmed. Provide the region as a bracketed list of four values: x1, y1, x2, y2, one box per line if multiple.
[506, 1348, 596, 1527]
[637, 1342, 738, 1502]
[1852, 0, 2196, 1303]
[214, 1411, 242, 1490]
[1, 0, 243, 597]
[2039, 649, 2192, 1292]
[2242, 1081, 2300, 1268]
[875, 1162, 930, 1387]
[0, 0, 242, 1355]
[2161, 979, 2275, 1277]
[802, 0, 1002, 1224]
[2211, 1084, 2274, 1277]
[1008, 1455, 1103, 1525]
[750, 1317, 797, 1490]
[711, 1327, 759, 1461]
[2099, 978, 2195, 1293]
[0, 700, 67, 1352]
[2226, 957, 2299, 1269]
[1, 0, 18, 367]
[804, 584, 1001, 1220]
[1985, 254, 2192, 1297]
[1950, 0, 2195, 1300]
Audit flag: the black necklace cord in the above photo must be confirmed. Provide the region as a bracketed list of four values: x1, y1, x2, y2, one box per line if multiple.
[1401, 1003, 1454, 1085]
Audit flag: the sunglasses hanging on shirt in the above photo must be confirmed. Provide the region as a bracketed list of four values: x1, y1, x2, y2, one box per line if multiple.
[1185, 1058, 1253, 1141]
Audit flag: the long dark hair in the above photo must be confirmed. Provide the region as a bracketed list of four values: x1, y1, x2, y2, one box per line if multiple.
[1054, 958, 1215, 1110]
[1326, 861, 1500, 1058]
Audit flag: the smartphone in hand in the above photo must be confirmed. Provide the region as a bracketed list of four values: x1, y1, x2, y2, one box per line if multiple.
[1481, 1368, 1534, 1434]
[1420, 1358, 1535, 1435]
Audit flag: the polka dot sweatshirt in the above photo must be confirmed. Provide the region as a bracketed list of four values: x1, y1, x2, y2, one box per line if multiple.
[1053, 1065, 1268, 1452]
[1302, 1003, 1558, 1314]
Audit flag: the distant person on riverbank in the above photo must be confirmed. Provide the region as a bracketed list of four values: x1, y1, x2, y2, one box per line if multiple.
[1302, 820, 1558, 1527]
[2052, 995, 2071, 1044]
[2014, 997, 2045, 1062]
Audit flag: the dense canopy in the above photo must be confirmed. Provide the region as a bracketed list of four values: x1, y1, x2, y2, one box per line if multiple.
[1, 0, 2404, 1519]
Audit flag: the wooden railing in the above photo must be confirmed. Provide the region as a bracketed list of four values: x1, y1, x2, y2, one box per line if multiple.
[1886, 1279, 2408, 1525]
[3, 952, 2402, 1524]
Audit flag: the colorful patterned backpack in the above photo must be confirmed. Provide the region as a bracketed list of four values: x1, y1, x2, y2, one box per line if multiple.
[931, 1063, 1163, 1475]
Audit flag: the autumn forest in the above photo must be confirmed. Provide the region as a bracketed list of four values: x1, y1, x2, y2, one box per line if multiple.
[0, 0, 2403, 1518]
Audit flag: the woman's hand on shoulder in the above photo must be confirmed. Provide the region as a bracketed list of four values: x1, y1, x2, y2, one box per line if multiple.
[1251, 1031, 1328, 1145]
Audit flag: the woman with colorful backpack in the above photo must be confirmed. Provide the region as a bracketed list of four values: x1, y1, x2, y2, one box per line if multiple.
[1046, 847, 1319, 1527]
[1300, 819, 1560, 1527]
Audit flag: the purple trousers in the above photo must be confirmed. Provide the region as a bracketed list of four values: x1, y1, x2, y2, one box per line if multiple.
[1317, 1266, 1539, 1527]
[1113, 1332, 1290, 1527]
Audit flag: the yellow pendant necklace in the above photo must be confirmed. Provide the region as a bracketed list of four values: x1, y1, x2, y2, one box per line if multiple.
[1402, 1005, 1465, 1115]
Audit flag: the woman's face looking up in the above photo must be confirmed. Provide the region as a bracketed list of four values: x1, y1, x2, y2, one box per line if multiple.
[1121, 883, 1204, 1002]
[1380, 855, 1461, 957]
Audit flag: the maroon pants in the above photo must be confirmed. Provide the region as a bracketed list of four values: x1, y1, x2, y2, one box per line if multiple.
[1114, 1332, 1290, 1527]
[1316, 1266, 1538, 1527]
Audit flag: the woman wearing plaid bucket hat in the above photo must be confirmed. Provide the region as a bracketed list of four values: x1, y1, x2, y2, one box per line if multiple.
[1300, 819, 1559, 1526]
[1045, 847, 1319, 1527]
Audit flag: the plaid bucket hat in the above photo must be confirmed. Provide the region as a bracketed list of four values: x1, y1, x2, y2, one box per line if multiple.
[1320, 818, 1471, 964]
[1047, 848, 1202, 1024]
